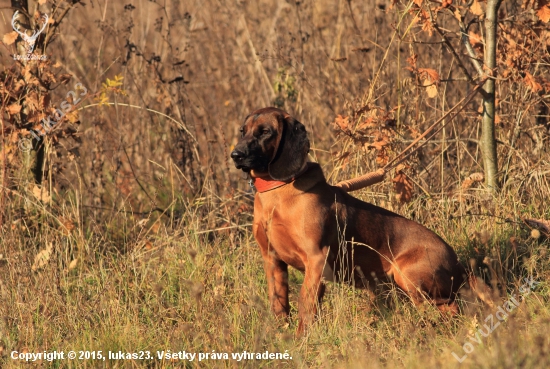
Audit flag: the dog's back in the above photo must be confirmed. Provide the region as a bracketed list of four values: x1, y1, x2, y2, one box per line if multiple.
[296, 165, 468, 308]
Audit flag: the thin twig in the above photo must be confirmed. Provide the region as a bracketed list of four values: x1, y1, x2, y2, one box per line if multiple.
[431, 16, 476, 85]
[194, 224, 253, 235]
[121, 143, 156, 204]
[384, 78, 486, 170]
[78, 103, 197, 143]
[81, 204, 166, 215]
[44, 1, 78, 49]
[458, 19, 485, 77]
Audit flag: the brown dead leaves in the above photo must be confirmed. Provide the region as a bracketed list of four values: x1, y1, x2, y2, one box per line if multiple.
[393, 165, 413, 203]
[536, 0, 550, 23]
[334, 115, 351, 134]
[468, 31, 484, 55]
[523, 218, 550, 236]
[406, 54, 441, 98]
[332, 107, 396, 174]
[461, 172, 484, 189]
[418, 68, 441, 84]
[6, 103, 22, 115]
[523, 72, 543, 92]
[31, 185, 51, 203]
[59, 217, 76, 235]
[470, 0, 484, 16]
[68, 258, 79, 271]
[369, 132, 392, 166]
[419, 68, 440, 98]
[333, 108, 415, 202]
[497, 7, 550, 88]
[32, 243, 53, 272]
[334, 100, 421, 205]
[2, 31, 18, 45]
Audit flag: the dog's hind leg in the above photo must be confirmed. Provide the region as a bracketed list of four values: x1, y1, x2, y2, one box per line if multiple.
[390, 262, 462, 314]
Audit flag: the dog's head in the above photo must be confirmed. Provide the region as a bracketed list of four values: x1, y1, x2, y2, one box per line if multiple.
[231, 107, 310, 181]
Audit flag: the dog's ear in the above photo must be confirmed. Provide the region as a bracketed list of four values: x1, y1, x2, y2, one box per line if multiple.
[268, 115, 310, 181]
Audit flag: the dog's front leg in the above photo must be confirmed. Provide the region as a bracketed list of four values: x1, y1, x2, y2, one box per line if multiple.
[263, 255, 290, 317]
[297, 255, 326, 335]
[254, 223, 290, 317]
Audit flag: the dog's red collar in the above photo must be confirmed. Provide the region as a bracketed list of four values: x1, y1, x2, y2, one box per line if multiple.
[251, 164, 310, 193]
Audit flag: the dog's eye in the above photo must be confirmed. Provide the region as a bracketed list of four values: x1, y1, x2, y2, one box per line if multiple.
[261, 129, 271, 136]
[239, 127, 244, 137]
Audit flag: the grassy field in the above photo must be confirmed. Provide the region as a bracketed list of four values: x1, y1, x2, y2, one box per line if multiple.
[1, 0, 549, 368]
[1, 180, 549, 368]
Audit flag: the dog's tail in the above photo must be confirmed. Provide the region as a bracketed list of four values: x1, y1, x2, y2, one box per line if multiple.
[466, 274, 495, 308]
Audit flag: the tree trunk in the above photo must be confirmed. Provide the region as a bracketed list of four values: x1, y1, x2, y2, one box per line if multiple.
[481, 0, 502, 192]
[11, 0, 46, 184]
[11, 0, 30, 56]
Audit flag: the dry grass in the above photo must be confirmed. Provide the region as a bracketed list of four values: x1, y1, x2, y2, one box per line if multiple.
[0, 0, 549, 368]
[1, 184, 549, 368]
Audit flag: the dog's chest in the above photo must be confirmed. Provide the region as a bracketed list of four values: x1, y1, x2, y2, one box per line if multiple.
[253, 190, 344, 268]
[257, 206, 310, 268]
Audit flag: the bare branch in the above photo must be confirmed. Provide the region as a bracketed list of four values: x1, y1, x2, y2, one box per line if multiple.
[459, 20, 485, 77]
[432, 22, 476, 86]
[44, 1, 78, 48]
[426, 6, 477, 86]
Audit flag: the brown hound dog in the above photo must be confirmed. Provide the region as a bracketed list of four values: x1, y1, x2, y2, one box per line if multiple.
[231, 107, 492, 334]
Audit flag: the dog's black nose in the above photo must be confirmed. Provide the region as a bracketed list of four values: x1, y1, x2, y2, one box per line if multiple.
[231, 150, 245, 161]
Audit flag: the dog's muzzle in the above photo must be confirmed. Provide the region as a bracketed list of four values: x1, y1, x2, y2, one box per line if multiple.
[231, 149, 253, 171]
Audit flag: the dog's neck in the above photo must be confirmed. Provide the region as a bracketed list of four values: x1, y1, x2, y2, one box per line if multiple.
[250, 162, 310, 193]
